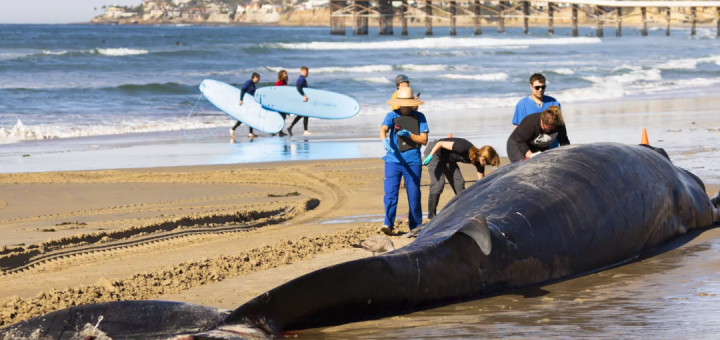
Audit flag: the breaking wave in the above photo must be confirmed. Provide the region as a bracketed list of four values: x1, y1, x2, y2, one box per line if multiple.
[267, 37, 602, 50]
[440, 73, 509, 81]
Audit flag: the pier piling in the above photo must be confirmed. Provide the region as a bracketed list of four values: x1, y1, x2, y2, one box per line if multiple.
[401, 0, 408, 35]
[450, 1, 457, 35]
[378, 0, 394, 35]
[524, 1, 530, 34]
[548, 4, 554, 35]
[641, 7, 647, 36]
[354, 0, 369, 35]
[666, 7, 670, 36]
[498, 2, 505, 33]
[616, 7, 621, 37]
[596, 6, 604, 37]
[572, 4, 578, 37]
[330, 0, 345, 35]
[475, 0, 483, 35]
[691, 7, 696, 36]
[717, 7, 720, 37]
[425, 0, 433, 35]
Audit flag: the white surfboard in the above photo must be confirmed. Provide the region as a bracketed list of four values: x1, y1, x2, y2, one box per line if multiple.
[254, 86, 360, 119]
[199, 79, 284, 134]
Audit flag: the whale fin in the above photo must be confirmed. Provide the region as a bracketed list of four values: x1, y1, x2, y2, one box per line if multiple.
[458, 214, 492, 255]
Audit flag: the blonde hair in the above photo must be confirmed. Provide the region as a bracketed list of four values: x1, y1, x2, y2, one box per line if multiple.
[469, 146, 500, 167]
[541, 106, 564, 127]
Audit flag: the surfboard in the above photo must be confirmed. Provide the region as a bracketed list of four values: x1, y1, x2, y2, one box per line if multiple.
[254, 86, 360, 119]
[199, 79, 284, 134]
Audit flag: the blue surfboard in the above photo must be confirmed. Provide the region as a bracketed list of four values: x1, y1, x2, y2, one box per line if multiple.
[254, 87, 360, 119]
[199, 79, 284, 134]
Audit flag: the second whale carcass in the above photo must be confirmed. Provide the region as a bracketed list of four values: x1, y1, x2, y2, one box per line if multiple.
[2, 143, 718, 340]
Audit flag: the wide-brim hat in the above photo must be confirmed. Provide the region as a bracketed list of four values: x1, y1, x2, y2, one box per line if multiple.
[386, 87, 424, 107]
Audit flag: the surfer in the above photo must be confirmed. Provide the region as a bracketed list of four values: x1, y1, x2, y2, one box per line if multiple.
[512, 73, 561, 148]
[233, 72, 260, 138]
[380, 87, 428, 235]
[273, 70, 289, 137]
[287, 66, 312, 136]
[507, 105, 570, 163]
[422, 138, 499, 219]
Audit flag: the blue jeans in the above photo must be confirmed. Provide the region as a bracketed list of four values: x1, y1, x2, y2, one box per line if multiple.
[384, 162, 422, 230]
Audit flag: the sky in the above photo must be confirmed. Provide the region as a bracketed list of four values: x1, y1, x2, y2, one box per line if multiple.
[0, 0, 143, 24]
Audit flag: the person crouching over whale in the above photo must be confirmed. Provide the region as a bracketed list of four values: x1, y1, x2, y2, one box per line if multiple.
[507, 105, 570, 163]
[422, 138, 499, 219]
[379, 87, 428, 236]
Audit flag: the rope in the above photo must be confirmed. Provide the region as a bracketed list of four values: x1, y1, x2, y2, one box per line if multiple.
[183, 94, 214, 140]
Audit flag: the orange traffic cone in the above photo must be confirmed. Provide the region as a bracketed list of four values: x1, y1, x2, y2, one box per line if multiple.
[641, 129, 649, 145]
[448, 133, 453, 138]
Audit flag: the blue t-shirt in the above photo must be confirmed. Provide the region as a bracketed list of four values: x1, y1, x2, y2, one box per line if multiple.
[241, 79, 256, 96]
[511, 95, 561, 126]
[381, 110, 429, 165]
[297, 75, 308, 88]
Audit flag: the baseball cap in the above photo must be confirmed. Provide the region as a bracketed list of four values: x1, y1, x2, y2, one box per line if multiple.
[395, 74, 410, 86]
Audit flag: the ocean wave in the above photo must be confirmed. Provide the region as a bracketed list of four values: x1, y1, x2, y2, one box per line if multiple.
[583, 68, 662, 84]
[656, 55, 720, 70]
[0, 114, 232, 144]
[397, 64, 449, 72]
[265, 65, 394, 74]
[95, 48, 149, 56]
[440, 73, 509, 81]
[354, 77, 391, 84]
[42, 50, 69, 55]
[268, 37, 602, 50]
[115, 82, 196, 94]
[551, 68, 575, 75]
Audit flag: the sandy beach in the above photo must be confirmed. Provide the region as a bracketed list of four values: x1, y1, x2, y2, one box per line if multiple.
[0, 155, 718, 335]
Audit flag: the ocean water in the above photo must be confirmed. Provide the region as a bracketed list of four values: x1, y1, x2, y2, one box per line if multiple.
[1, 24, 720, 144]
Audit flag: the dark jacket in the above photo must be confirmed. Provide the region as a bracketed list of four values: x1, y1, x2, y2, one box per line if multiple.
[507, 112, 570, 163]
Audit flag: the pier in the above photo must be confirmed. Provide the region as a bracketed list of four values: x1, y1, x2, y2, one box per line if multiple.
[330, 0, 720, 36]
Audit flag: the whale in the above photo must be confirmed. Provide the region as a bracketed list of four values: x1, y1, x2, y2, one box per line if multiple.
[2, 143, 719, 340]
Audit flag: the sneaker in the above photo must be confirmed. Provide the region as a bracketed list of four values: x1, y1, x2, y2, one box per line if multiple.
[303, 131, 314, 136]
[380, 225, 393, 236]
[278, 131, 287, 137]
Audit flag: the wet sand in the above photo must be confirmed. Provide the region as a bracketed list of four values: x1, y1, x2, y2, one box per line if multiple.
[0, 155, 718, 337]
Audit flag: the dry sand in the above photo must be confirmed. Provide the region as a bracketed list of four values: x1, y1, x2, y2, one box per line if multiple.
[0, 158, 717, 329]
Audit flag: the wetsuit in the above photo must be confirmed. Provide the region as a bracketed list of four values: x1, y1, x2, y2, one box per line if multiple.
[507, 112, 570, 163]
[289, 75, 309, 132]
[424, 138, 485, 219]
[274, 80, 288, 120]
[233, 79, 257, 134]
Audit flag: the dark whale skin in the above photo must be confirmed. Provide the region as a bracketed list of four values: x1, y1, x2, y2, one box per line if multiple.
[226, 143, 719, 335]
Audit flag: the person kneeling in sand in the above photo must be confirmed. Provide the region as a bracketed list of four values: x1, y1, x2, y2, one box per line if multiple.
[422, 138, 499, 219]
[507, 105, 570, 163]
[379, 87, 428, 235]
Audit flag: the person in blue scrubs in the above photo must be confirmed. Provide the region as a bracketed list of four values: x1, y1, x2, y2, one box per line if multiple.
[379, 87, 429, 235]
[512, 73, 561, 148]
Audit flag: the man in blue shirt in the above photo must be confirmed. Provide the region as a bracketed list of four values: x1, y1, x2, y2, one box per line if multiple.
[288, 66, 313, 136]
[232, 72, 260, 138]
[380, 87, 429, 235]
[512, 73, 561, 148]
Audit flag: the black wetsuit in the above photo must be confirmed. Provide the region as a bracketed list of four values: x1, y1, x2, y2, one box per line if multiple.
[233, 79, 257, 134]
[289, 75, 309, 132]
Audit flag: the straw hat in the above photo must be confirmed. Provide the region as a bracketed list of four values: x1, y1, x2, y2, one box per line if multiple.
[386, 87, 424, 107]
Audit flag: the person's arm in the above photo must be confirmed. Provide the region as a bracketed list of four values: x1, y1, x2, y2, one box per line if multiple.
[410, 132, 428, 146]
[239, 88, 247, 105]
[477, 172, 485, 180]
[428, 141, 454, 156]
[557, 125, 570, 146]
[296, 83, 305, 96]
[511, 103, 522, 128]
[380, 125, 389, 140]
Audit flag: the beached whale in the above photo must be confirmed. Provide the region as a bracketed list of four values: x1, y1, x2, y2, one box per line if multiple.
[2, 143, 719, 340]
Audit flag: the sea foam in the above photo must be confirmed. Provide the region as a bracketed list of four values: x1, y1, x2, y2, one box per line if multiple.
[269, 37, 602, 50]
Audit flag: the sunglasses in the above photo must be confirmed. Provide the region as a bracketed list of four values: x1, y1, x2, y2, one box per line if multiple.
[534, 85, 547, 91]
